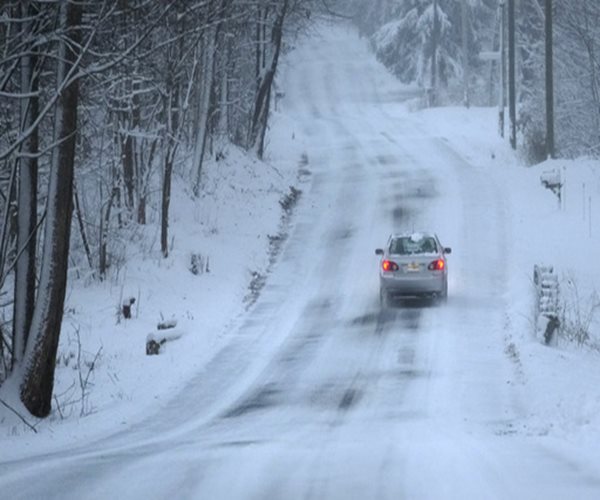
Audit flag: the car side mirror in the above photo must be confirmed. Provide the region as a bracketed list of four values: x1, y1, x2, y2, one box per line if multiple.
[375, 248, 384, 256]
[444, 247, 452, 254]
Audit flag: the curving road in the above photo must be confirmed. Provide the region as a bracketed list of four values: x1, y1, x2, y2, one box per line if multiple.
[2, 23, 599, 500]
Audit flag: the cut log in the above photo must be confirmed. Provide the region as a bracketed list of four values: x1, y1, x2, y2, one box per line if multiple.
[157, 319, 177, 330]
[145, 330, 184, 355]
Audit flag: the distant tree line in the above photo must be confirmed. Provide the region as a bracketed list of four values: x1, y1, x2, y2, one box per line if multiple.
[349, 0, 600, 162]
[0, 0, 316, 418]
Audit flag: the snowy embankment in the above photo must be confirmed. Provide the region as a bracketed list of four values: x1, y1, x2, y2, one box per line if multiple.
[0, 108, 307, 446]
[416, 105, 600, 458]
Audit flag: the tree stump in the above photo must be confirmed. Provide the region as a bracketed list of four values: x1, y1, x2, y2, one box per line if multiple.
[122, 297, 136, 319]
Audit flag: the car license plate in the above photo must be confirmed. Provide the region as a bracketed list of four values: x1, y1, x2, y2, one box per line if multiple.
[407, 262, 420, 272]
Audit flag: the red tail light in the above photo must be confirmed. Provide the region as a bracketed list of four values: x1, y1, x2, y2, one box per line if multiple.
[428, 259, 445, 271]
[382, 260, 399, 272]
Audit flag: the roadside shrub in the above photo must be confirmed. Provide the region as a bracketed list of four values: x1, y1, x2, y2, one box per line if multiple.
[560, 276, 600, 348]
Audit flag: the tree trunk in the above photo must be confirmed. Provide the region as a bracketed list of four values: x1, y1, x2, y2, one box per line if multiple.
[73, 182, 93, 271]
[20, 0, 82, 418]
[430, 0, 439, 106]
[161, 152, 174, 258]
[99, 186, 117, 280]
[461, 0, 470, 108]
[508, 0, 517, 149]
[161, 81, 179, 257]
[192, 33, 215, 195]
[256, 5, 269, 89]
[249, 0, 288, 159]
[12, 0, 39, 368]
[0, 162, 18, 292]
[545, 0, 554, 158]
[119, 4, 135, 211]
[132, 69, 142, 222]
[137, 137, 157, 226]
[121, 131, 135, 208]
[217, 34, 231, 139]
[192, 0, 229, 196]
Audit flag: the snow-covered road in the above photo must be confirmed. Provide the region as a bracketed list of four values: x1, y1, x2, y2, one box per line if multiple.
[2, 23, 600, 500]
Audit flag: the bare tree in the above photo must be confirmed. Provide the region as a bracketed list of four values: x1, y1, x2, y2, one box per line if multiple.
[20, 0, 83, 417]
[12, 0, 39, 368]
[249, 0, 289, 158]
[192, 0, 231, 195]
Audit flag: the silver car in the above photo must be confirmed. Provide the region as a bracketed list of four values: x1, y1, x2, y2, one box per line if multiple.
[375, 232, 451, 306]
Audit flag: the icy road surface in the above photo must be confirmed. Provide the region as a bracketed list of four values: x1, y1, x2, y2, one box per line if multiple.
[2, 24, 600, 500]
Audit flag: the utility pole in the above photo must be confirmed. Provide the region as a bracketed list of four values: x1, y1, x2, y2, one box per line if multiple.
[430, 0, 439, 106]
[508, 0, 516, 149]
[545, 0, 555, 158]
[462, 0, 470, 108]
[499, 0, 506, 137]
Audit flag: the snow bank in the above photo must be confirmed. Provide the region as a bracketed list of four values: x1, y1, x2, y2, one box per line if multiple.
[0, 135, 303, 448]
[416, 104, 600, 460]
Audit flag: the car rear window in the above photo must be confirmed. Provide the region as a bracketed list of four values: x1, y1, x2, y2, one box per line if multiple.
[390, 236, 437, 255]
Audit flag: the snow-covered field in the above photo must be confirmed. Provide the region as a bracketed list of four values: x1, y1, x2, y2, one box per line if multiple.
[1, 21, 600, 499]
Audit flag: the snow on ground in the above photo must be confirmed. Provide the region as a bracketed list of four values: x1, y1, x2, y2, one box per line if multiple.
[0, 140, 304, 448]
[1, 22, 600, 484]
[414, 104, 600, 463]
